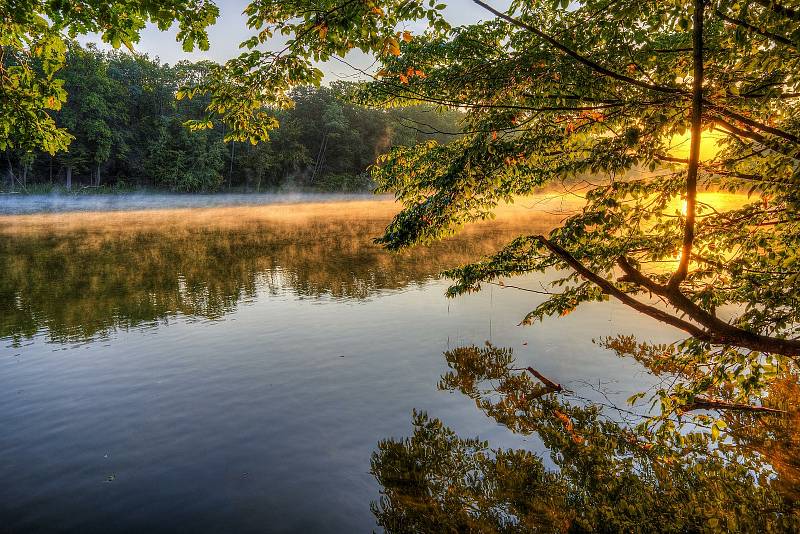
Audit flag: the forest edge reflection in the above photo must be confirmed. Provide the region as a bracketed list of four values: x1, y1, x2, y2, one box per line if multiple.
[0, 198, 570, 343]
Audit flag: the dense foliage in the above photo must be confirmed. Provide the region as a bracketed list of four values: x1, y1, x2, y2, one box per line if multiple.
[0, 0, 218, 154]
[6, 0, 800, 529]
[1, 44, 461, 192]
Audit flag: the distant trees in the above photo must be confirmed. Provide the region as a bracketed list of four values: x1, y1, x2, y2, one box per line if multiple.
[54, 45, 129, 188]
[1, 44, 461, 192]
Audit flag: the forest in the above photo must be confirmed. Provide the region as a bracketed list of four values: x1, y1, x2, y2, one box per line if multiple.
[1, 44, 462, 193]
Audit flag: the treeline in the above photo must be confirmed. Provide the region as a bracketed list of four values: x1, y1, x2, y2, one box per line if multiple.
[2, 44, 462, 193]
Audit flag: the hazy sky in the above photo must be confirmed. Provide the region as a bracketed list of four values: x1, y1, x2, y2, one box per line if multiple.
[80, 0, 509, 79]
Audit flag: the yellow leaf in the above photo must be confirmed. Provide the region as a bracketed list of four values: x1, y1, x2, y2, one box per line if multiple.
[402, 31, 413, 42]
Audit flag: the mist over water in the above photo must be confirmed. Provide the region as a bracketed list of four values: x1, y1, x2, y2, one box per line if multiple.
[0, 192, 388, 215]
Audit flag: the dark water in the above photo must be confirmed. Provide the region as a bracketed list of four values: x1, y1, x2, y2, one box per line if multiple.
[0, 199, 692, 532]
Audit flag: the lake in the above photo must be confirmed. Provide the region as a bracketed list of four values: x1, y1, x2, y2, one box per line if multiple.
[0, 196, 697, 532]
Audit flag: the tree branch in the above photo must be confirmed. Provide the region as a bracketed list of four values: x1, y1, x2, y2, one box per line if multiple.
[683, 396, 787, 414]
[715, 9, 795, 48]
[708, 101, 800, 145]
[525, 367, 563, 392]
[752, 0, 800, 22]
[616, 256, 800, 356]
[470, 0, 680, 95]
[533, 236, 711, 339]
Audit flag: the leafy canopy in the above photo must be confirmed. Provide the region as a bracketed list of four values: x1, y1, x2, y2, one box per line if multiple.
[0, 0, 218, 154]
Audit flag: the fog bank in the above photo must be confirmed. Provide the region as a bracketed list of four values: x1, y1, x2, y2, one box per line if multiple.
[0, 192, 389, 215]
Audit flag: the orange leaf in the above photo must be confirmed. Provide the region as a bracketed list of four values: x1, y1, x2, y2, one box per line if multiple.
[402, 30, 413, 42]
[554, 410, 573, 432]
[387, 38, 401, 56]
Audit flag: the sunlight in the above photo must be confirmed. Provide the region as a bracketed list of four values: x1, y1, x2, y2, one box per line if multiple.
[666, 129, 727, 161]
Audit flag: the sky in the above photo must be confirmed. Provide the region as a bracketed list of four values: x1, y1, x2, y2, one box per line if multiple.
[79, 0, 509, 80]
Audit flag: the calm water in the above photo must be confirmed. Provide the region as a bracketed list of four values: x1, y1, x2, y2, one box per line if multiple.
[0, 198, 680, 532]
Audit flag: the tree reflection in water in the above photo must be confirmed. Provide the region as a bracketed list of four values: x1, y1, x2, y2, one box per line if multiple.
[371, 344, 800, 532]
[0, 201, 564, 344]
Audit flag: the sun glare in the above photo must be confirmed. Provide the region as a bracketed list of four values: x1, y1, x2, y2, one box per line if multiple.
[667, 130, 726, 161]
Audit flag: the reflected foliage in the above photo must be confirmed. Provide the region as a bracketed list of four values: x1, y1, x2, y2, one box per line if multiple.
[0, 203, 559, 343]
[372, 345, 800, 532]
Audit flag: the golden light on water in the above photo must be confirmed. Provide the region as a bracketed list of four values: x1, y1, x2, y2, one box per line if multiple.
[0, 196, 581, 237]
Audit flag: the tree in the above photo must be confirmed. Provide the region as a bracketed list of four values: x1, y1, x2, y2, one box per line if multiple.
[0, 0, 218, 154]
[208, 0, 800, 429]
[55, 44, 128, 188]
[3, 40, 461, 192]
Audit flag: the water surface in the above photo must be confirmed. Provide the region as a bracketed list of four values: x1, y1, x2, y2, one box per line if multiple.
[1, 198, 679, 532]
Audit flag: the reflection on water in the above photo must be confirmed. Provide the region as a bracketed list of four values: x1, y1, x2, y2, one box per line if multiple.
[2, 197, 793, 532]
[0, 200, 566, 344]
[3, 198, 598, 532]
[371, 345, 800, 531]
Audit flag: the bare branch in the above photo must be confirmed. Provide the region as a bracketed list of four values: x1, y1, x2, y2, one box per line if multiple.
[683, 396, 787, 414]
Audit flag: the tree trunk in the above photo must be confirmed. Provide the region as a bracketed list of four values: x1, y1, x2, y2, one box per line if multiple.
[228, 141, 235, 190]
[5, 152, 14, 189]
[95, 164, 101, 187]
[65, 166, 72, 190]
